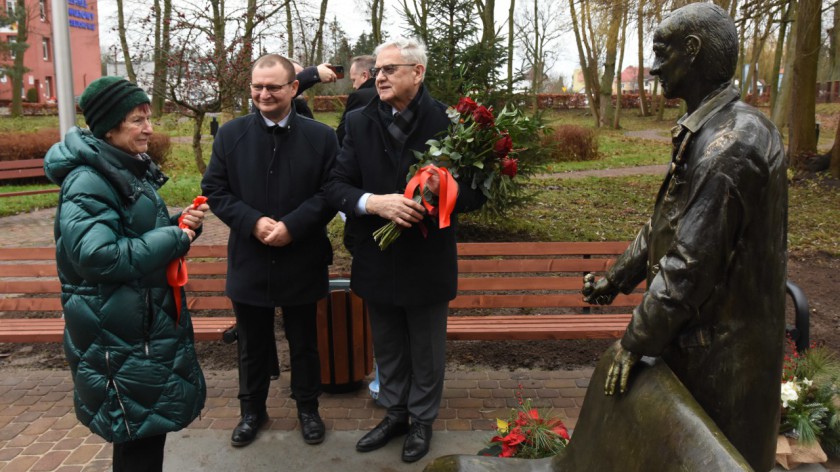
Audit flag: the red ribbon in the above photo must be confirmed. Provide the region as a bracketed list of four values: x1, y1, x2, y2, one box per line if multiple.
[166, 196, 207, 325]
[403, 166, 457, 230]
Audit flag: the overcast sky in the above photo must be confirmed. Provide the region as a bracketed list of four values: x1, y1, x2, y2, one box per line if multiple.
[95, 0, 608, 81]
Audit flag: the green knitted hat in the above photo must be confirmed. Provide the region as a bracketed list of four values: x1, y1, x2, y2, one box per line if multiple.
[79, 76, 150, 138]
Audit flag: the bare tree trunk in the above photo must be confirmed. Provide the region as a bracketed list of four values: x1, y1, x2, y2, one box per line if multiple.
[598, 0, 622, 128]
[789, 0, 820, 168]
[8, 0, 28, 117]
[769, 0, 792, 112]
[312, 0, 329, 63]
[151, 0, 171, 117]
[116, 0, 136, 82]
[508, 0, 515, 93]
[831, 121, 840, 177]
[287, 1, 294, 57]
[371, 0, 384, 45]
[737, 15, 748, 98]
[476, 0, 496, 47]
[656, 81, 665, 121]
[637, 0, 649, 116]
[569, 0, 600, 123]
[210, 0, 233, 114]
[240, 0, 257, 115]
[192, 113, 207, 174]
[531, 0, 541, 114]
[773, 0, 796, 129]
[614, 2, 628, 129]
[830, 1, 840, 80]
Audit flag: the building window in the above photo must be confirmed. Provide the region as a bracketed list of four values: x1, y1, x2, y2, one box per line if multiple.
[45, 76, 53, 99]
[5, 0, 14, 17]
[42, 38, 50, 61]
[0, 74, 6, 84]
[7, 36, 16, 59]
[39, 0, 47, 21]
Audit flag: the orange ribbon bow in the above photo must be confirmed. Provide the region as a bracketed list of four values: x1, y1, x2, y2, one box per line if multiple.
[403, 165, 457, 231]
[166, 196, 207, 325]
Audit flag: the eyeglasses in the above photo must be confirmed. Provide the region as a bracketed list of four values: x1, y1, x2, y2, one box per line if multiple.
[369, 64, 417, 78]
[250, 81, 295, 94]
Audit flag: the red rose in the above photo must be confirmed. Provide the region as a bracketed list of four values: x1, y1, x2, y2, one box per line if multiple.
[500, 157, 518, 178]
[494, 134, 512, 158]
[473, 105, 495, 128]
[455, 96, 478, 114]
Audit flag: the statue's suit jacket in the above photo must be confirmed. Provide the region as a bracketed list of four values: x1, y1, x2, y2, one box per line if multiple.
[606, 85, 788, 472]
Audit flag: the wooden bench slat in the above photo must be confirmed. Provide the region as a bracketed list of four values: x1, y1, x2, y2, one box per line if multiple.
[449, 293, 642, 309]
[0, 277, 645, 295]
[0, 298, 63, 311]
[0, 317, 236, 343]
[0, 168, 50, 180]
[0, 280, 61, 293]
[0, 158, 45, 171]
[457, 241, 629, 256]
[0, 188, 60, 198]
[446, 314, 631, 340]
[0, 264, 58, 276]
[0, 247, 57, 260]
[459, 258, 615, 273]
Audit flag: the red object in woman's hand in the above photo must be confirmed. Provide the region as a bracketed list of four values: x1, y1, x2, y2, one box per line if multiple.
[178, 196, 208, 229]
[169, 196, 208, 324]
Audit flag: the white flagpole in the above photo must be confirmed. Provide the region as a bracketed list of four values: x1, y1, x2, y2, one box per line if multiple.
[51, 0, 76, 138]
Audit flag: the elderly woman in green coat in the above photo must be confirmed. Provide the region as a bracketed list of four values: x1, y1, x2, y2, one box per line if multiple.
[44, 77, 208, 472]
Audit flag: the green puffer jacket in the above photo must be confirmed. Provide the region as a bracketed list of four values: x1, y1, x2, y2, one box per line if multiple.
[44, 127, 206, 444]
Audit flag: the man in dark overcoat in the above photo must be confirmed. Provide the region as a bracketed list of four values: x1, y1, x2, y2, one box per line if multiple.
[336, 55, 377, 145]
[325, 37, 485, 463]
[201, 54, 337, 448]
[583, 4, 787, 470]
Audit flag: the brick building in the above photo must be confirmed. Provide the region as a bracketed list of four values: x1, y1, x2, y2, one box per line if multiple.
[0, 0, 100, 104]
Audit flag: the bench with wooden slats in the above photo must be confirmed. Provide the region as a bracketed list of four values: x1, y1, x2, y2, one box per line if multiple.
[448, 241, 639, 340]
[2, 242, 810, 348]
[0, 158, 60, 198]
[0, 245, 235, 342]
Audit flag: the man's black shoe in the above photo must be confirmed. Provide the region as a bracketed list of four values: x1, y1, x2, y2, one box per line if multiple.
[298, 410, 325, 445]
[230, 411, 268, 447]
[401, 422, 432, 463]
[356, 416, 409, 452]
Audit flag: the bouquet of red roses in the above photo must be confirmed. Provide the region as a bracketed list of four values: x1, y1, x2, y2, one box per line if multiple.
[372, 96, 526, 250]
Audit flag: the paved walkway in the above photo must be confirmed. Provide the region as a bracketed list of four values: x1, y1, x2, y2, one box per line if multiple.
[0, 368, 591, 471]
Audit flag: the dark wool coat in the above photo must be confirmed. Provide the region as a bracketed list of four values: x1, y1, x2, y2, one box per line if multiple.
[325, 86, 485, 306]
[606, 86, 787, 472]
[336, 78, 377, 145]
[201, 108, 337, 307]
[44, 127, 206, 444]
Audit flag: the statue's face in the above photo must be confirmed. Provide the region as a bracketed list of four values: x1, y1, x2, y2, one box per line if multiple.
[650, 26, 691, 100]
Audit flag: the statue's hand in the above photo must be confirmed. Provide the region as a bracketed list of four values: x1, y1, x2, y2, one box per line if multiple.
[582, 273, 619, 305]
[605, 341, 641, 396]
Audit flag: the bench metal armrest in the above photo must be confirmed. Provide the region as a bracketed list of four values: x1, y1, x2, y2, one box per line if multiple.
[785, 280, 810, 352]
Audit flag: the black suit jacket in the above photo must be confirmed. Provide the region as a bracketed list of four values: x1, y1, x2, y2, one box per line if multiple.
[202, 108, 338, 307]
[336, 78, 377, 145]
[325, 87, 485, 305]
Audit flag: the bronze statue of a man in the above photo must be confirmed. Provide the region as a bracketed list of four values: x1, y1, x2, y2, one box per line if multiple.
[583, 3, 788, 470]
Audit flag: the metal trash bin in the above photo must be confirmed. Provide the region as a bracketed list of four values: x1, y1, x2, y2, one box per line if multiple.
[316, 279, 373, 393]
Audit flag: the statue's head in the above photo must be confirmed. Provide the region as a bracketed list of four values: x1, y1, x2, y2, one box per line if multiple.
[651, 3, 738, 99]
